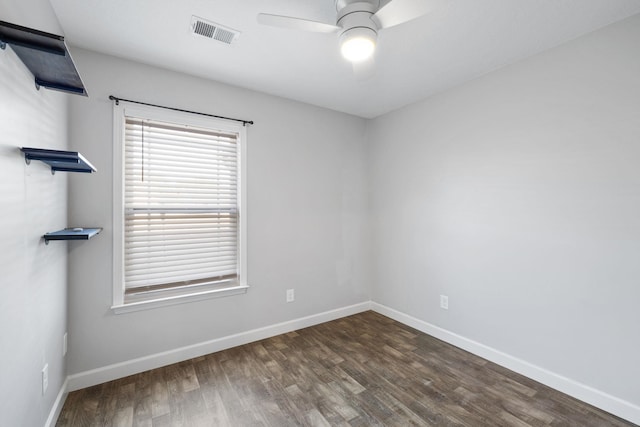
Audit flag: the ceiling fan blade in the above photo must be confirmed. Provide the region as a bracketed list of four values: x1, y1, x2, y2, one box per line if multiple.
[352, 56, 376, 81]
[257, 13, 340, 33]
[372, 0, 431, 29]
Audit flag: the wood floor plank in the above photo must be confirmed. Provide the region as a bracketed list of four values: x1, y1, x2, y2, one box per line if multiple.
[150, 375, 171, 419]
[56, 311, 636, 427]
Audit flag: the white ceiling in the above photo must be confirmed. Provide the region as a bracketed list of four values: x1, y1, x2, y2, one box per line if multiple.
[49, 0, 640, 118]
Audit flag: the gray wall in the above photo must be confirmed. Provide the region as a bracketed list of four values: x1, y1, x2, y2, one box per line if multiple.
[0, 31, 69, 427]
[66, 49, 370, 374]
[368, 13, 640, 406]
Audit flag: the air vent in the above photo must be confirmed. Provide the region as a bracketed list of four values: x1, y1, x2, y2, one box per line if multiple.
[190, 16, 239, 45]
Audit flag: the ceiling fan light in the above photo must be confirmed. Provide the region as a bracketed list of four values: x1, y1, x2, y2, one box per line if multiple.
[340, 27, 377, 62]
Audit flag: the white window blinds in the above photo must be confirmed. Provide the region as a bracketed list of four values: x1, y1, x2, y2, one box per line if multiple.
[124, 117, 239, 299]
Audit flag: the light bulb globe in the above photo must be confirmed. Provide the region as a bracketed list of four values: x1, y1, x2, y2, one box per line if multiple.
[340, 27, 376, 62]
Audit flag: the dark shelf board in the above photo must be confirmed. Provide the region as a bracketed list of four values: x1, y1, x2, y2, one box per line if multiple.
[44, 228, 102, 244]
[21, 147, 97, 174]
[0, 20, 87, 96]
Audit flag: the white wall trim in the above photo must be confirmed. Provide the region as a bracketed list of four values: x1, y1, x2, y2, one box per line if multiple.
[45, 377, 68, 427]
[370, 302, 640, 426]
[67, 301, 371, 391]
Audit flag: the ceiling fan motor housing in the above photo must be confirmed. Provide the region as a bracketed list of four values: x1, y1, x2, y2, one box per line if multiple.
[337, 0, 380, 36]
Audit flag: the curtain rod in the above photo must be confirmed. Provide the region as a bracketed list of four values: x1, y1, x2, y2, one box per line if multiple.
[108, 95, 254, 126]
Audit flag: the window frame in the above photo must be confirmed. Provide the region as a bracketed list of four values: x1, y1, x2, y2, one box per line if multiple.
[112, 102, 248, 313]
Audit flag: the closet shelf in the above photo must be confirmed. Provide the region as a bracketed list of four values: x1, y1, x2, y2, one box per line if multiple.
[0, 20, 87, 96]
[21, 147, 97, 174]
[44, 228, 102, 244]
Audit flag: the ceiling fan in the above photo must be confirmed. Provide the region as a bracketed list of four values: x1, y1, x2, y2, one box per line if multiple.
[257, 0, 430, 76]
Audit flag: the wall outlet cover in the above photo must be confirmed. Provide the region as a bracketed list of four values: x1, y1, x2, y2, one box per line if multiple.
[42, 364, 49, 394]
[440, 295, 449, 310]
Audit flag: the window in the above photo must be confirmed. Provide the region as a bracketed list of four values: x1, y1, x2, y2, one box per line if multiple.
[112, 103, 247, 312]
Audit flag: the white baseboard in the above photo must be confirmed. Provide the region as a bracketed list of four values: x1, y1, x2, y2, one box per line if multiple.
[67, 301, 371, 392]
[370, 302, 640, 426]
[45, 377, 68, 427]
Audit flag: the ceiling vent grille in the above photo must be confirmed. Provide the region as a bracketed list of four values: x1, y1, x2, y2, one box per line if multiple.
[190, 16, 239, 45]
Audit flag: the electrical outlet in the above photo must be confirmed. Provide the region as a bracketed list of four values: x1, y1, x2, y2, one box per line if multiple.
[286, 289, 295, 303]
[63, 332, 68, 357]
[440, 295, 449, 310]
[42, 364, 49, 395]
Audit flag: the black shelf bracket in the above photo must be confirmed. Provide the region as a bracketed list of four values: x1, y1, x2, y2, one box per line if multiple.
[21, 147, 97, 174]
[0, 20, 87, 96]
[44, 228, 102, 245]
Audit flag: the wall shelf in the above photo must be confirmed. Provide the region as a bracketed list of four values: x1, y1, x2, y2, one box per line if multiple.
[19, 147, 101, 246]
[21, 147, 97, 174]
[44, 228, 102, 245]
[0, 20, 87, 96]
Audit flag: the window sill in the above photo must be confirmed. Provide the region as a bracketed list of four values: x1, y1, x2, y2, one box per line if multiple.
[111, 284, 249, 314]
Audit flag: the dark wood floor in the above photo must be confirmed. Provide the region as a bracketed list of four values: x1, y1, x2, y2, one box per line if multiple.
[56, 311, 634, 426]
